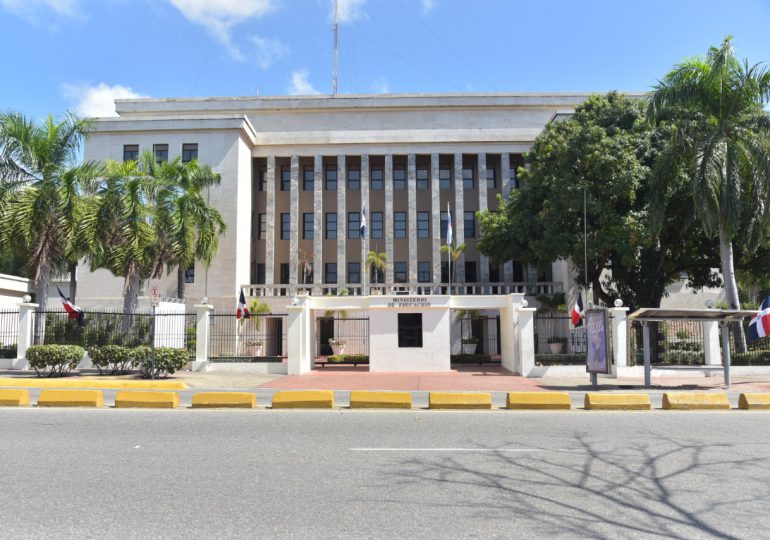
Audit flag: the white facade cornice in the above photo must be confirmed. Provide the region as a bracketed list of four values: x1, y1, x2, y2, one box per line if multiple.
[90, 116, 257, 145]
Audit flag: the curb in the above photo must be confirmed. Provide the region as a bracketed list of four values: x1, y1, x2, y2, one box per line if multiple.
[738, 393, 770, 410]
[585, 393, 652, 411]
[0, 378, 187, 390]
[662, 392, 730, 410]
[37, 389, 104, 408]
[349, 391, 412, 409]
[272, 390, 335, 409]
[429, 392, 492, 410]
[192, 392, 257, 409]
[114, 391, 180, 409]
[506, 391, 571, 410]
[0, 389, 30, 406]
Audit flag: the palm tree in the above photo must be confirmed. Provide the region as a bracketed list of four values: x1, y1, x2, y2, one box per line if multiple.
[648, 36, 770, 350]
[440, 242, 466, 293]
[366, 250, 387, 285]
[151, 154, 226, 299]
[0, 111, 93, 311]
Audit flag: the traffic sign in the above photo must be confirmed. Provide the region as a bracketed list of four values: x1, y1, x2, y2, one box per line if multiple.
[150, 286, 160, 306]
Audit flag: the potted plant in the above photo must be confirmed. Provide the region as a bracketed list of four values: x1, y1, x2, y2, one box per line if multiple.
[245, 339, 263, 356]
[461, 336, 479, 354]
[547, 336, 567, 354]
[329, 337, 346, 355]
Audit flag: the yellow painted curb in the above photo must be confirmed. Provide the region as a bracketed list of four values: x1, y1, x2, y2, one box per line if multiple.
[349, 391, 412, 409]
[192, 392, 256, 409]
[0, 378, 187, 390]
[0, 389, 30, 406]
[272, 390, 334, 409]
[662, 392, 730, 410]
[114, 391, 179, 409]
[584, 393, 651, 411]
[429, 392, 492, 410]
[738, 393, 770, 410]
[506, 392, 571, 410]
[37, 389, 104, 408]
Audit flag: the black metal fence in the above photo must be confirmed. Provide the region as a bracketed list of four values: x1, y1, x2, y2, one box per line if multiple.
[534, 313, 587, 364]
[458, 316, 501, 356]
[316, 316, 369, 356]
[209, 313, 287, 361]
[0, 309, 17, 359]
[628, 320, 708, 366]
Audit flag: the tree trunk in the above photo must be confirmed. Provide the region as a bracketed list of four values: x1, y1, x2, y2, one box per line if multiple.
[69, 262, 77, 305]
[177, 266, 185, 299]
[719, 228, 746, 353]
[33, 262, 50, 345]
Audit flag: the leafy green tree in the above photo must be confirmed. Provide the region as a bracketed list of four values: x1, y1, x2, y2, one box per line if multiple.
[0, 111, 95, 310]
[477, 92, 720, 310]
[648, 36, 770, 317]
[440, 242, 466, 290]
[366, 250, 387, 285]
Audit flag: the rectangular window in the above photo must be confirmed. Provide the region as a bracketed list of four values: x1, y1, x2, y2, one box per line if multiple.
[184, 264, 195, 284]
[418, 261, 431, 283]
[371, 212, 383, 239]
[325, 167, 337, 190]
[181, 143, 198, 163]
[398, 313, 423, 348]
[256, 263, 266, 284]
[416, 167, 429, 190]
[441, 261, 449, 282]
[486, 167, 496, 189]
[325, 213, 337, 239]
[393, 167, 406, 190]
[370, 265, 384, 284]
[303, 166, 314, 191]
[123, 144, 139, 162]
[258, 213, 266, 240]
[465, 261, 477, 283]
[394, 261, 407, 283]
[153, 144, 168, 162]
[324, 263, 337, 284]
[257, 166, 266, 191]
[440, 211, 448, 239]
[348, 166, 360, 190]
[348, 262, 361, 284]
[348, 212, 360, 239]
[439, 166, 451, 189]
[511, 166, 519, 190]
[281, 166, 290, 191]
[394, 212, 406, 239]
[280, 213, 290, 240]
[280, 263, 290, 284]
[303, 213, 314, 239]
[371, 166, 383, 190]
[489, 263, 500, 283]
[417, 211, 429, 239]
[463, 167, 474, 189]
[464, 211, 475, 238]
[512, 261, 524, 282]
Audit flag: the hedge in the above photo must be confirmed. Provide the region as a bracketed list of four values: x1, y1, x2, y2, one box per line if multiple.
[27, 345, 85, 377]
[450, 354, 494, 364]
[136, 347, 188, 378]
[0, 344, 17, 359]
[326, 354, 369, 364]
[535, 353, 586, 366]
[89, 345, 136, 375]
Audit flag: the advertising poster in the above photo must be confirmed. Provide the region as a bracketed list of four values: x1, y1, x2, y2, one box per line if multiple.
[586, 308, 611, 374]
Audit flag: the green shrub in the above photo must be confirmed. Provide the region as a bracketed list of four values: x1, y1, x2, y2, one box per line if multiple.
[326, 354, 369, 364]
[89, 345, 136, 375]
[450, 354, 493, 364]
[669, 341, 702, 352]
[26, 345, 85, 377]
[137, 347, 188, 378]
[658, 350, 704, 365]
[732, 351, 770, 366]
[535, 353, 586, 366]
[0, 344, 17, 359]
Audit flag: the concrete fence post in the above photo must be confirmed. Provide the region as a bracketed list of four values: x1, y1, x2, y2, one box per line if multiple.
[190, 303, 213, 372]
[15, 302, 38, 370]
[517, 307, 536, 377]
[287, 297, 312, 375]
[610, 307, 629, 370]
[702, 321, 720, 366]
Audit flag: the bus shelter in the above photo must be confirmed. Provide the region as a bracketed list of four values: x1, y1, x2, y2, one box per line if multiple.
[627, 308, 755, 388]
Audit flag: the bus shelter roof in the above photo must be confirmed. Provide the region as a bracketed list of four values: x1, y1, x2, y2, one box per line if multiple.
[627, 308, 756, 322]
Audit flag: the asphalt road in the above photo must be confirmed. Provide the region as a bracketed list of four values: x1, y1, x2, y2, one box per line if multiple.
[1, 409, 769, 539]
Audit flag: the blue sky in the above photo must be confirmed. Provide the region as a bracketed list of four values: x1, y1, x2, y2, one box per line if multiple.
[2, 0, 770, 119]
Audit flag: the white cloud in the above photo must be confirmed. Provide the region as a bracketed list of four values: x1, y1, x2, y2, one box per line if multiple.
[421, 0, 436, 14]
[372, 78, 390, 94]
[0, 0, 81, 21]
[335, 0, 366, 23]
[288, 69, 321, 96]
[249, 35, 289, 69]
[168, 0, 275, 61]
[62, 83, 148, 118]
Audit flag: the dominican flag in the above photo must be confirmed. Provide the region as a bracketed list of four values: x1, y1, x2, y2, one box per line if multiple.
[446, 202, 453, 246]
[360, 203, 367, 239]
[748, 294, 770, 342]
[236, 289, 250, 320]
[57, 286, 84, 325]
[571, 293, 584, 327]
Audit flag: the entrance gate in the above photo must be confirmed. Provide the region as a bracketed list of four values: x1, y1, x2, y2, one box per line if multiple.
[315, 316, 369, 356]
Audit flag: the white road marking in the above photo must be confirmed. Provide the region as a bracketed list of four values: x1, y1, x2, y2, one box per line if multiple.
[349, 448, 557, 452]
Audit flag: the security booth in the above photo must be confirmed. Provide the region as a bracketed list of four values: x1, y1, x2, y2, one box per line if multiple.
[627, 308, 756, 388]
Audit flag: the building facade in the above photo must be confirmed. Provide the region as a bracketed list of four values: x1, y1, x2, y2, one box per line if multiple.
[79, 93, 593, 309]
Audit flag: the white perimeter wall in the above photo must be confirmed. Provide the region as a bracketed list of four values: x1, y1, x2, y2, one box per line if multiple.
[369, 308, 450, 372]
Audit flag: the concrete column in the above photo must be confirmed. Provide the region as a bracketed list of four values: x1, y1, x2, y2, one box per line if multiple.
[190, 303, 213, 372]
[500, 153, 513, 284]
[407, 153, 417, 287]
[289, 156, 299, 289]
[430, 153, 441, 287]
[337, 156, 347, 286]
[610, 307, 629, 369]
[518, 307, 536, 377]
[313, 155, 323, 294]
[703, 321, 721, 366]
[287, 298, 312, 375]
[361, 154, 370, 295]
[477, 153, 488, 288]
[500, 297, 515, 373]
[384, 154, 394, 286]
[14, 302, 37, 370]
[265, 156, 276, 290]
[453, 153, 465, 283]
